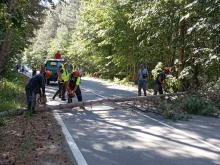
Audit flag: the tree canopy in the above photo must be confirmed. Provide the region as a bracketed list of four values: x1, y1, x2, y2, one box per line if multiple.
[1, 0, 219, 90]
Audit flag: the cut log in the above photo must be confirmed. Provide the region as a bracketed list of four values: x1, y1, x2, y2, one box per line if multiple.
[0, 92, 187, 116]
[36, 92, 187, 111]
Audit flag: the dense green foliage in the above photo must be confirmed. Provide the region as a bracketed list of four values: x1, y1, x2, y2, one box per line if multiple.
[0, 71, 28, 111]
[1, 0, 219, 91]
[161, 94, 219, 121]
[22, 0, 219, 91]
[0, 0, 55, 72]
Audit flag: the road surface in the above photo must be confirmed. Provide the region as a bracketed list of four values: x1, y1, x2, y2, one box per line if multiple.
[44, 77, 220, 165]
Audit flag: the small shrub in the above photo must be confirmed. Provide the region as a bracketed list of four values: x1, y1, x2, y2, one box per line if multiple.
[85, 73, 92, 77]
[121, 77, 128, 84]
[181, 95, 219, 116]
[159, 94, 219, 120]
[113, 77, 121, 84]
[201, 104, 219, 117]
[161, 101, 191, 121]
[182, 96, 206, 114]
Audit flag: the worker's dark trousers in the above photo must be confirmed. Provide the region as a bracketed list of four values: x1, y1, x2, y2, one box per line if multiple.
[53, 82, 65, 100]
[32, 70, 36, 77]
[25, 87, 36, 112]
[154, 84, 163, 95]
[138, 79, 147, 96]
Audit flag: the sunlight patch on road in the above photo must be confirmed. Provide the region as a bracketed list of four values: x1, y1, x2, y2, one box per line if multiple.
[106, 85, 136, 92]
[92, 143, 108, 152]
[88, 105, 116, 111]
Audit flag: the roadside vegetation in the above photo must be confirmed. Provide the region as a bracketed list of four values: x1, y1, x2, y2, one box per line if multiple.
[0, 71, 27, 112]
[160, 87, 220, 120]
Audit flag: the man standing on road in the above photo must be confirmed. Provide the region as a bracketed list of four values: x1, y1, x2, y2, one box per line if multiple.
[52, 64, 63, 100]
[52, 59, 69, 101]
[32, 65, 37, 77]
[25, 71, 51, 113]
[154, 67, 170, 95]
[137, 64, 148, 96]
[58, 62, 69, 101]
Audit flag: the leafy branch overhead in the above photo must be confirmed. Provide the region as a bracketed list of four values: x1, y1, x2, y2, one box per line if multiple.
[1, 0, 220, 91]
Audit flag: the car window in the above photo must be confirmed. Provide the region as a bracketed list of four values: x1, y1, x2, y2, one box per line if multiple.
[45, 61, 64, 68]
[46, 61, 58, 67]
[50, 62, 57, 66]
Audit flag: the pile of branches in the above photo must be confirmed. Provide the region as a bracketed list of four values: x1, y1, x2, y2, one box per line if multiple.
[200, 89, 220, 107]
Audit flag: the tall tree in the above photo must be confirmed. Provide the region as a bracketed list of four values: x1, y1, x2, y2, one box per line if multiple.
[0, 0, 53, 72]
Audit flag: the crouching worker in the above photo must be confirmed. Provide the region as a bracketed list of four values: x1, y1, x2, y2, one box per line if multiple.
[67, 70, 82, 103]
[25, 71, 51, 113]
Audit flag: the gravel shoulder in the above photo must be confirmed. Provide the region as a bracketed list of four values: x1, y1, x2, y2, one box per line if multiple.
[0, 111, 74, 165]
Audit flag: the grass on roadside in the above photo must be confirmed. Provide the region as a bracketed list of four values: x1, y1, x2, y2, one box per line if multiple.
[0, 71, 28, 112]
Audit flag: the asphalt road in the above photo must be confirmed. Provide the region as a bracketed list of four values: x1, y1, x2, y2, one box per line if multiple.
[45, 77, 220, 165]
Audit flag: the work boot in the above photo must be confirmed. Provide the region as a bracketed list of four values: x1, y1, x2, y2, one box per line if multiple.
[52, 95, 56, 100]
[68, 98, 72, 103]
[80, 105, 85, 109]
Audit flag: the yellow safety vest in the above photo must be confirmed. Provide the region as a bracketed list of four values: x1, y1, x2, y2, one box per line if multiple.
[61, 64, 64, 69]
[61, 68, 69, 81]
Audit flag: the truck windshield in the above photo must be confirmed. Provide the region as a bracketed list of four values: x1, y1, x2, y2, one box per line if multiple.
[47, 61, 63, 67]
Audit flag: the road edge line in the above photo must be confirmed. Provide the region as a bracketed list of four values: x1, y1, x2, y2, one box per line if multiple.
[53, 110, 88, 165]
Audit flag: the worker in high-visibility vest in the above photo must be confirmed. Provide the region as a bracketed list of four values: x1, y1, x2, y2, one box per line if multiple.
[52, 64, 63, 100]
[59, 58, 68, 69]
[52, 59, 68, 100]
[52, 62, 69, 101]
[60, 62, 69, 101]
[67, 70, 82, 103]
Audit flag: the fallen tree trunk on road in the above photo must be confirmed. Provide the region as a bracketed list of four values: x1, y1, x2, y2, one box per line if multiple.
[35, 92, 187, 111]
[0, 92, 187, 116]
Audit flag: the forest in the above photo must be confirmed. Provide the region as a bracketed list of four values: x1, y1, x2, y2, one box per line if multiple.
[0, 0, 220, 91]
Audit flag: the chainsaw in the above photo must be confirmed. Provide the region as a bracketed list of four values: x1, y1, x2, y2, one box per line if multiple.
[36, 94, 47, 106]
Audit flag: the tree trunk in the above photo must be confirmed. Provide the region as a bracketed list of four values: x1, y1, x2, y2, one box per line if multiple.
[132, 63, 136, 81]
[0, 0, 12, 73]
[0, 92, 187, 116]
[35, 92, 187, 111]
[0, 43, 7, 72]
[178, 19, 186, 91]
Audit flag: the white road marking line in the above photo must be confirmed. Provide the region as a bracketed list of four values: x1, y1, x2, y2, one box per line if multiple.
[53, 110, 88, 165]
[81, 88, 108, 99]
[81, 89, 220, 152]
[135, 111, 220, 152]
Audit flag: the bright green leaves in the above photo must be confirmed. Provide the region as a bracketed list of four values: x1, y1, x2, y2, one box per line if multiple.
[0, 0, 50, 72]
[20, 0, 220, 88]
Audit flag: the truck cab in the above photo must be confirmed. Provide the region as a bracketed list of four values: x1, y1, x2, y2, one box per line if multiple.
[44, 59, 64, 85]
